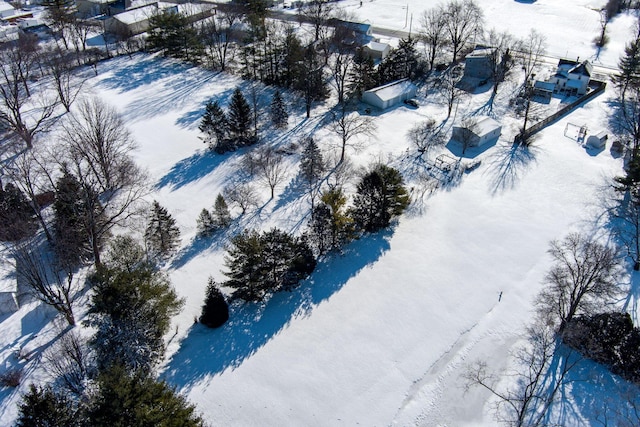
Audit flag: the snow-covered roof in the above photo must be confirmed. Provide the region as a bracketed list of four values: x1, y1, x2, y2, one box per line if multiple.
[364, 79, 416, 102]
[534, 80, 555, 92]
[466, 46, 495, 59]
[365, 41, 389, 52]
[473, 116, 501, 137]
[114, 1, 212, 24]
[0, 1, 14, 13]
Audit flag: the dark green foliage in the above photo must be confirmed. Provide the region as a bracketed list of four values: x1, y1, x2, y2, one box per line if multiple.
[349, 49, 378, 98]
[563, 312, 640, 383]
[377, 38, 421, 85]
[615, 153, 640, 189]
[613, 37, 640, 98]
[145, 200, 180, 260]
[212, 194, 231, 228]
[200, 277, 229, 328]
[0, 183, 37, 241]
[350, 164, 410, 232]
[295, 45, 329, 118]
[53, 171, 103, 268]
[199, 100, 230, 153]
[88, 365, 203, 427]
[308, 187, 354, 255]
[224, 228, 316, 301]
[16, 384, 80, 427]
[196, 208, 215, 237]
[87, 240, 184, 374]
[299, 137, 326, 186]
[227, 88, 253, 145]
[270, 90, 288, 129]
[147, 11, 203, 62]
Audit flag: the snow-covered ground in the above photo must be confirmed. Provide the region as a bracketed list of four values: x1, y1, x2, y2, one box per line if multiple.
[1, 0, 639, 425]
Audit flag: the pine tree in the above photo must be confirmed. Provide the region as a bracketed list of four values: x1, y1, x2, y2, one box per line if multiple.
[89, 365, 203, 427]
[270, 90, 289, 129]
[350, 164, 410, 232]
[16, 384, 81, 427]
[88, 240, 184, 374]
[196, 208, 215, 237]
[199, 277, 229, 328]
[349, 50, 377, 98]
[147, 11, 203, 62]
[299, 136, 326, 186]
[53, 171, 99, 267]
[212, 193, 231, 228]
[0, 183, 37, 242]
[224, 228, 316, 301]
[377, 37, 420, 84]
[227, 88, 252, 145]
[145, 200, 180, 260]
[614, 37, 640, 99]
[199, 100, 230, 153]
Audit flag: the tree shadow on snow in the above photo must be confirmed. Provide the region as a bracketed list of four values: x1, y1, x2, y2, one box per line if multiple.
[483, 141, 540, 195]
[155, 149, 228, 191]
[97, 54, 190, 93]
[162, 229, 393, 390]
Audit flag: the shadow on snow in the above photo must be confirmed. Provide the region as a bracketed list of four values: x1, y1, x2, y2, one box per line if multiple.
[155, 149, 229, 191]
[162, 229, 393, 390]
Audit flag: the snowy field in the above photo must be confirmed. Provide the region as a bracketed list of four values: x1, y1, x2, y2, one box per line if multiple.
[1, 0, 639, 425]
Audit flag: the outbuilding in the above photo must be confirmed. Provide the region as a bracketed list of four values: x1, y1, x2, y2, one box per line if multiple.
[586, 130, 608, 149]
[362, 41, 390, 60]
[452, 116, 502, 148]
[361, 79, 417, 110]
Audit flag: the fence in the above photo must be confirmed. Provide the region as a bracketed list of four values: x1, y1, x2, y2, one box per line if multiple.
[514, 80, 607, 144]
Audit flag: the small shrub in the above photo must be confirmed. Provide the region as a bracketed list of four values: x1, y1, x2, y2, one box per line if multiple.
[0, 368, 23, 387]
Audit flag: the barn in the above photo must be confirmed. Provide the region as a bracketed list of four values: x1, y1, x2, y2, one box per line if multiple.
[361, 79, 417, 110]
[452, 116, 502, 148]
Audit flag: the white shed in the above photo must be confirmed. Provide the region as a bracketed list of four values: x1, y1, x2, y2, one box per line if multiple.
[452, 116, 502, 148]
[361, 79, 418, 110]
[363, 41, 390, 60]
[586, 130, 608, 149]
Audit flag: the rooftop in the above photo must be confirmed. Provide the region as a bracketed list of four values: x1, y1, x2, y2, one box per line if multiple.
[364, 79, 416, 102]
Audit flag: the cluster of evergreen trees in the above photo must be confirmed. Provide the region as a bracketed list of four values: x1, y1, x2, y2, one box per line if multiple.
[196, 194, 231, 237]
[199, 87, 257, 153]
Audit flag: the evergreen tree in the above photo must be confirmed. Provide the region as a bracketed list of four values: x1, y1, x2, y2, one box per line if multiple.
[145, 200, 180, 260]
[87, 242, 184, 374]
[377, 37, 420, 84]
[53, 170, 103, 268]
[224, 228, 316, 301]
[147, 11, 203, 62]
[296, 45, 329, 118]
[349, 49, 377, 98]
[196, 208, 215, 237]
[0, 183, 37, 242]
[227, 88, 253, 145]
[299, 136, 326, 186]
[199, 100, 230, 153]
[308, 187, 354, 255]
[350, 164, 410, 232]
[212, 193, 231, 228]
[88, 365, 203, 427]
[613, 37, 640, 100]
[16, 384, 81, 427]
[270, 90, 289, 129]
[199, 277, 229, 328]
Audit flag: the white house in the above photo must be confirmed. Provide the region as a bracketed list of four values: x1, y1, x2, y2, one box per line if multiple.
[105, 2, 214, 36]
[547, 59, 592, 96]
[361, 79, 417, 110]
[463, 45, 495, 80]
[452, 116, 502, 148]
[362, 41, 390, 60]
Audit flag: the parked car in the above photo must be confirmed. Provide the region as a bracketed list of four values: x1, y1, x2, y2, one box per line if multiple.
[404, 99, 419, 108]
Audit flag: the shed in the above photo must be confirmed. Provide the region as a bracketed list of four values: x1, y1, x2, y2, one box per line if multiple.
[361, 79, 417, 110]
[363, 41, 390, 60]
[452, 116, 501, 148]
[586, 130, 608, 149]
[463, 46, 495, 80]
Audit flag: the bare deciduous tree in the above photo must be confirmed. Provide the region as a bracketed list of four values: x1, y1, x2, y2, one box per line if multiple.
[465, 319, 580, 427]
[407, 118, 446, 158]
[43, 47, 83, 112]
[330, 108, 376, 164]
[223, 182, 260, 215]
[443, 0, 484, 63]
[60, 97, 137, 193]
[298, 0, 334, 43]
[516, 29, 546, 88]
[419, 5, 448, 72]
[536, 233, 622, 332]
[439, 66, 465, 119]
[44, 330, 93, 397]
[13, 241, 78, 326]
[201, 8, 241, 71]
[243, 146, 287, 200]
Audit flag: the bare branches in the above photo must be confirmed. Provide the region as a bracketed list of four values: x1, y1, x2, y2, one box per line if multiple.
[329, 108, 376, 164]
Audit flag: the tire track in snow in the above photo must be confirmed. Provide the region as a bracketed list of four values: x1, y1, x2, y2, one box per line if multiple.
[390, 303, 515, 426]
